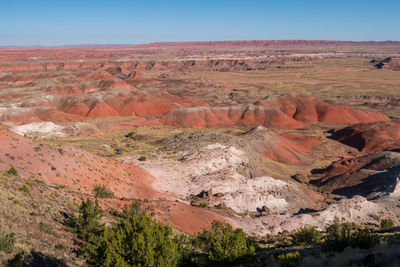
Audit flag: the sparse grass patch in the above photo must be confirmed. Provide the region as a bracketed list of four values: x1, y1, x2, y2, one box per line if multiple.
[0, 231, 16, 253]
[9, 197, 23, 206]
[39, 222, 59, 237]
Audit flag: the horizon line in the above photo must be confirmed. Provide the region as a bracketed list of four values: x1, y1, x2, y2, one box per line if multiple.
[1, 39, 400, 48]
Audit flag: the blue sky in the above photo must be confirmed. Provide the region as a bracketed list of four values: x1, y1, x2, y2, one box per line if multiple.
[1, 0, 399, 45]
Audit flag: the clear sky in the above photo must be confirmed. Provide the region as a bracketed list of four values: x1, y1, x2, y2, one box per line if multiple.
[1, 0, 399, 46]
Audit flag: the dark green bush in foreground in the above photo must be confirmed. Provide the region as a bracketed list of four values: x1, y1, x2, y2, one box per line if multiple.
[323, 218, 378, 252]
[195, 220, 255, 263]
[73, 198, 103, 241]
[291, 226, 322, 246]
[74, 198, 254, 266]
[84, 214, 184, 267]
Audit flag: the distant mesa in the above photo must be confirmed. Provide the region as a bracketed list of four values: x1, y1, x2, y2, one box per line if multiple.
[137, 40, 400, 48]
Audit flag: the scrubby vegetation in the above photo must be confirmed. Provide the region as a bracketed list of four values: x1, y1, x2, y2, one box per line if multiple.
[71, 199, 255, 266]
[6, 166, 18, 176]
[291, 227, 322, 246]
[85, 214, 184, 266]
[323, 218, 378, 252]
[1, 193, 399, 267]
[20, 183, 30, 194]
[72, 198, 103, 241]
[0, 231, 16, 254]
[277, 251, 301, 267]
[92, 184, 115, 198]
[138, 155, 147, 161]
[380, 218, 394, 232]
[125, 132, 135, 139]
[195, 220, 255, 263]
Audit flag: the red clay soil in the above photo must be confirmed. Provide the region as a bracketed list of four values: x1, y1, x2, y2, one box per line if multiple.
[159, 105, 304, 130]
[158, 201, 237, 234]
[97, 198, 236, 234]
[0, 127, 163, 199]
[243, 126, 322, 164]
[255, 95, 390, 125]
[329, 121, 400, 153]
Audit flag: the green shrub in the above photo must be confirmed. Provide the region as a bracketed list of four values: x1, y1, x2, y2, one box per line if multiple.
[57, 148, 64, 156]
[73, 198, 103, 241]
[3, 251, 24, 267]
[0, 232, 16, 253]
[323, 218, 353, 252]
[125, 132, 134, 138]
[121, 201, 143, 218]
[350, 228, 378, 249]
[55, 243, 65, 250]
[380, 218, 394, 232]
[199, 202, 208, 208]
[323, 218, 378, 252]
[93, 185, 115, 198]
[20, 184, 30, 194]
[291, 227, 321, 246]
[84, 214, 183, 267]
[195, 220, 255, 263]
[138, 156, 147, 161]
[6, 166, 18, 176]
[277, 251, 302, 267]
